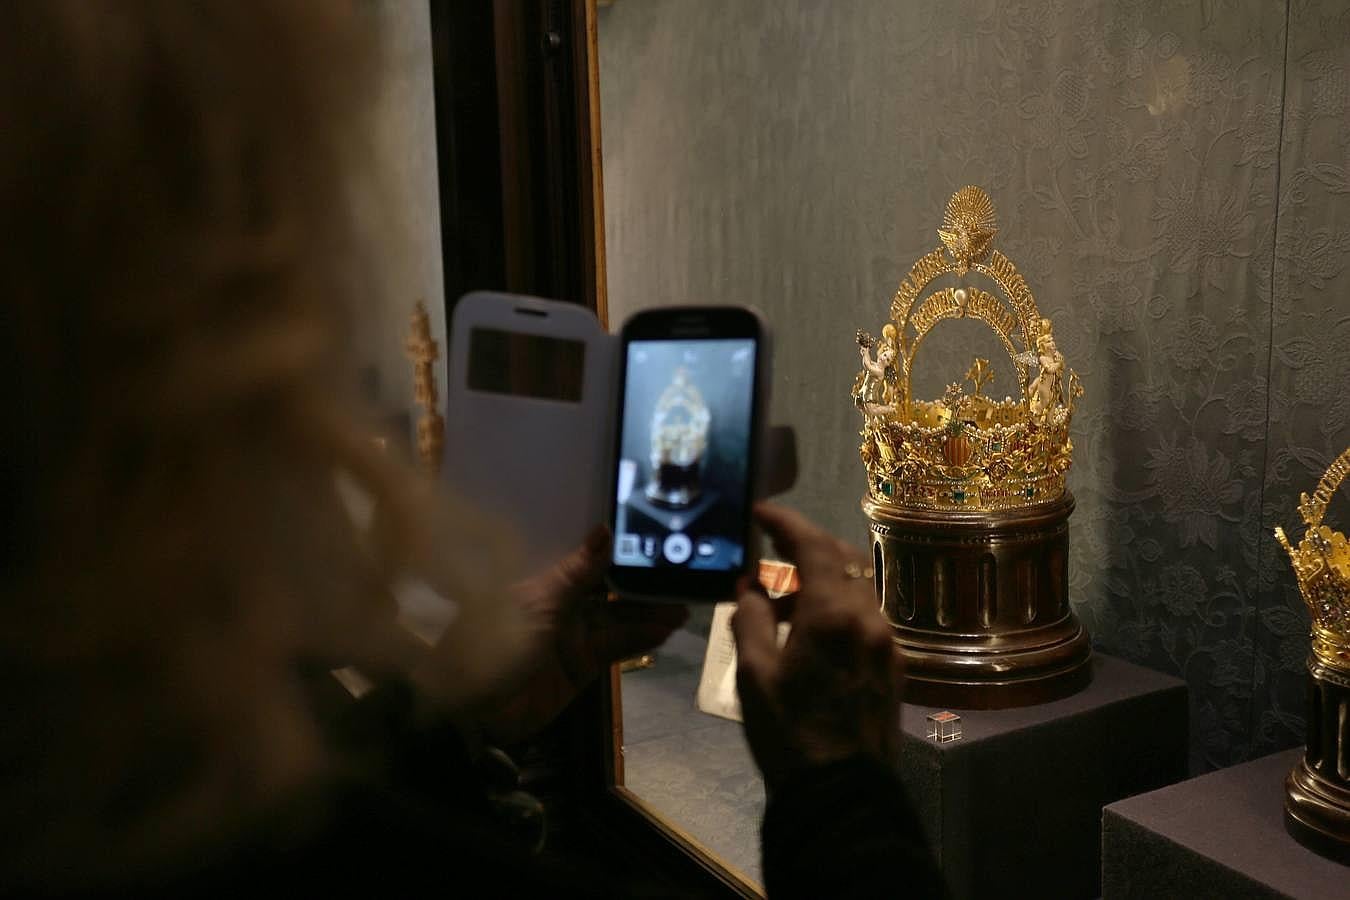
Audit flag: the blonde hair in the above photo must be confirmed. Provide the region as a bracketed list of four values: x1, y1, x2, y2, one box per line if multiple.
[0, 2, 522, 888]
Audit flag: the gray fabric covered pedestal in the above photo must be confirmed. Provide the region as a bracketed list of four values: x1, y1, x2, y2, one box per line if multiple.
[622, 628, 1187, 898]
[898, 655, 1187, 899]
[1102, 748, 1350, 899]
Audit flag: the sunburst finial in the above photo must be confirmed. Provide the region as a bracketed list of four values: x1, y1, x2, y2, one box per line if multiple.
[937, 185, 998, 273]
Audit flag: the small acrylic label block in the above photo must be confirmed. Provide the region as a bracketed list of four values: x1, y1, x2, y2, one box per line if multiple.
[926, 710, 962, 743]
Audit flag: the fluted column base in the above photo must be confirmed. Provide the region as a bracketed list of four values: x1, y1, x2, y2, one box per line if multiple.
[1286, 660, 1350, 863]
[864, 492, 1091, 710]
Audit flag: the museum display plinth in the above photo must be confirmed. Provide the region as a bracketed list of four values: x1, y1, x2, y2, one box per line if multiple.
[895, 654, 1185, 900]
[866, 492, 1092, 709]
[1285, 662, 1350, 863]
[1273, 446, 1350, 863]
[1102, 748, 1350, 899]
[621, 639, 1185, 897]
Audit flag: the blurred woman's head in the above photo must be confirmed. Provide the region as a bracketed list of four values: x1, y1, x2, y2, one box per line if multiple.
[0, 2, 516, 887]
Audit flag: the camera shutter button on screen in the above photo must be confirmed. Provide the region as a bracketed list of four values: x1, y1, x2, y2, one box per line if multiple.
[663, 533, 693, 564]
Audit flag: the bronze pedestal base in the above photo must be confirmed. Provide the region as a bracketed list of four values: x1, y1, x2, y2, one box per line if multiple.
[1285, 662, 1350, 864]
[864, 492, 1091, 709]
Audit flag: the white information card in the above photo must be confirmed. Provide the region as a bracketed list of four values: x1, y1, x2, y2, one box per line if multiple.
[695, 561, 798, 723]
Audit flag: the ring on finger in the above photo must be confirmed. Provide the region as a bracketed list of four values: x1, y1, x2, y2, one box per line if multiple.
[843, 560, 875, 580]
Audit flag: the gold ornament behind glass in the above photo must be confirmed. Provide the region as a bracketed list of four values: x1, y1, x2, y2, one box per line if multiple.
[1275, 448, 1350, 862]
[646, 367, 711, 508]
[853, 185, 1082, 512]
[406, 300, 444, 477]
[854, 187, 1090, 708]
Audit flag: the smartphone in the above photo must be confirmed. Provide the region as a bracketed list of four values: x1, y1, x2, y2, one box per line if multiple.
[608, 306, 768, 600]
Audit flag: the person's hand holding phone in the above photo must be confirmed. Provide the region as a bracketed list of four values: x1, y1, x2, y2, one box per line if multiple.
[468, 527, 688, 744]
[732, 503, 901, 790]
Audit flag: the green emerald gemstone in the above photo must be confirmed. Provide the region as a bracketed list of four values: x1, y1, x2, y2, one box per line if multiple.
[953, 490, 966, 502]
[1025, 487, 1035, 498]
[881, 481, 893, 497]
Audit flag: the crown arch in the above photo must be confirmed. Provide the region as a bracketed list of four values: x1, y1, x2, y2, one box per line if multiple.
[885, 187, 1047, 414]
[1301, 447, 1350, 531]
[899, 286, 1031, 408]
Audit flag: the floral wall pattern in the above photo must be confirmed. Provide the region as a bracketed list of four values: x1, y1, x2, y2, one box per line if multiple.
[600, 0, 1350, 769]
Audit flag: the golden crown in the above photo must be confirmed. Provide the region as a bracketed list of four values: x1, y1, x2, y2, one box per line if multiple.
[853, 186, 1081, 512]
[650, 367, 710, 467]
[1275, 448, 1350, 675]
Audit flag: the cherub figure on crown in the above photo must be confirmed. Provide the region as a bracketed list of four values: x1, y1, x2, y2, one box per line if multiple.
[1026, 318, 1064, 419]
[855, 324, 900, 418]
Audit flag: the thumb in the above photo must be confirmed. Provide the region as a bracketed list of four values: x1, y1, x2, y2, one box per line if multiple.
[731, 578, 779, 682]
[545, 526, 611, 605]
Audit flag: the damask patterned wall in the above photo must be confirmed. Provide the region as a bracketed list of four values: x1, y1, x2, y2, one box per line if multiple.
[599, 0, 1350, 769]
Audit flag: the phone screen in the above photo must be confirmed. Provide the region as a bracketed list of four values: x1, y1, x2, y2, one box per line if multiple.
[612, 338, 757, 572]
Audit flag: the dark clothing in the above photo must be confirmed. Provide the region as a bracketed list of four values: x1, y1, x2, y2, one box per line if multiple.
[33, 679, 943, 898]
[764, 756, 944, 899]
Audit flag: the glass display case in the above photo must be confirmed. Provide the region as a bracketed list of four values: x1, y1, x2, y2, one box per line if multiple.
[398, 1, 1350, 895]
[591, 0, 1350, 896]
